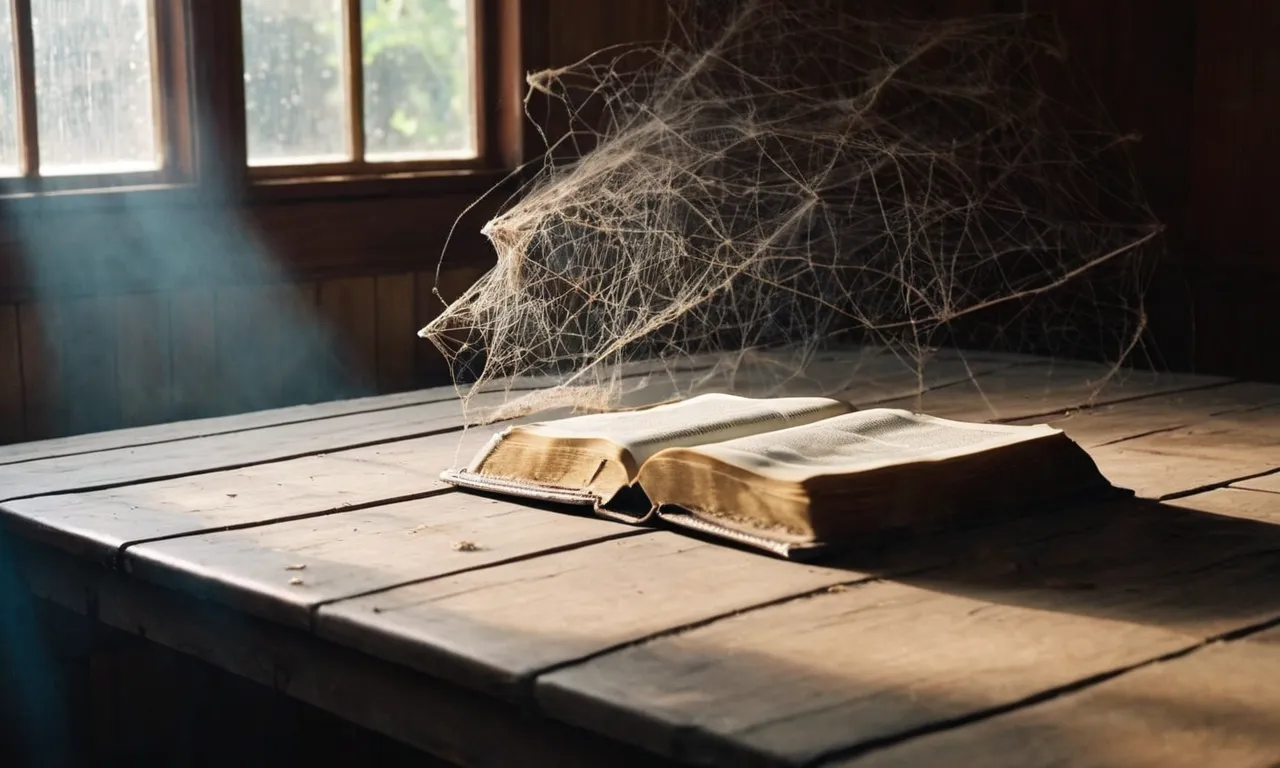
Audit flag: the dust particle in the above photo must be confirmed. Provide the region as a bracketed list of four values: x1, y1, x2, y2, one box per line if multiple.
[452, 540, 482, 552]
[288, 577, 304, 586]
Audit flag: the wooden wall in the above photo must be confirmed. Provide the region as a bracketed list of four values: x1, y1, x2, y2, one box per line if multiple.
[0, 266, 489, 445]
[1, 0, 1278, 447]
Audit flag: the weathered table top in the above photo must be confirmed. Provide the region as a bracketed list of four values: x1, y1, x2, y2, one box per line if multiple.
[3, 348, 1279, 767]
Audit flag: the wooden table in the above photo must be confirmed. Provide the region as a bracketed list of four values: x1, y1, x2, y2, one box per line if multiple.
[3, 348, 1279, 767]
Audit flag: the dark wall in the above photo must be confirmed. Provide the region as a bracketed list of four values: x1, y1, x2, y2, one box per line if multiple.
[981, 0, 1275, 380]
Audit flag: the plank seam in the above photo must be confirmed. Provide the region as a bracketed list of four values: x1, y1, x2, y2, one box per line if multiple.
[1092, 395, 1277, 448]
[0, 394, 460, 467]
[112, 486, 462, 571]
[1159, 466, 1280, 501]
[522, 568, 938, 703]
[0, 357, 727, 467]
[993, 378, 1243, 425]
[517, 500, 1244, 763]
[523, 497, 1140, 700]
[1208, 399, 1280, 418]
[304, 528, 656, 634]
[0, 415, 518, 507]
[803, 611, 1280, 767]
[1230, 484, 1280, 497]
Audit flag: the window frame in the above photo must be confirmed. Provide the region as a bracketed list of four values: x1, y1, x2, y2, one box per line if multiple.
[0, 0, 194, 195]
[0, 0, 544, 307]
[0, 0, 518, 201]
[243, 0, 488, 180]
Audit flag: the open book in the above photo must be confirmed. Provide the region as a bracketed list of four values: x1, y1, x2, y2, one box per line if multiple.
[442, 393, 1115, 558]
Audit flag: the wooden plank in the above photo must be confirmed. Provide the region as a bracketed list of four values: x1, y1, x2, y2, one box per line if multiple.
[318, 276, 378, 395]
[845, 626, 1280, 768]
[535, 490, 1280, 765]
[318, 534, 857, 699]
[168, 287, 219, 421]
[280, 281, 321, 406]
[0, 385, 459, 467]
[18, 301, 66, 440]
[1161, 486, 1280, 525]
[115, 292, 172, 428]
[252, 283, 310, 411]
[122, 495, 642, 630]
[215, 285, 270, 415]
[1091, 446, 1277, 500]
[1087, 407, 1280, 498]
[1025, 381, 1280, 448]
[14, 537, 672, 768]
[376, 273, 417, 393]
[1236, 473, 1280, 494]
[1, 425, 506, 561]
[1108, 406, 1280, 463]
[60, 296, 121, 436]
[0, 303, 24, 444]
[0, 394, 491, 505]
[878, 363, 1228, 424]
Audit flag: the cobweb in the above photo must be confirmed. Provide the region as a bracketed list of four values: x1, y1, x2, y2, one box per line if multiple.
[421, 1, 1160, 421]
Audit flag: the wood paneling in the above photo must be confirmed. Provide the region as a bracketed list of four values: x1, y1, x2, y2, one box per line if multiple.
[0, 267, 483, 446]
[1188, 0, 1280, 269]
[0, 304, 23, 444]
[168, 288, 219, 422]
[115, 293, 172, 429]
[375, 273, 417, 394]
[18, 301, 65, 440]
[318, 276, 379, 397]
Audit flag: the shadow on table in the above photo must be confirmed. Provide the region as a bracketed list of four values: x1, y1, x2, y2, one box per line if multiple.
[529, 492, 1280, 766]
[827, 492, 1280, 635]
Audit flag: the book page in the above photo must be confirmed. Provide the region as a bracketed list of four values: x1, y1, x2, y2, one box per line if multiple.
[685, 408, 1060, 480]
[525, 393, 852, 466]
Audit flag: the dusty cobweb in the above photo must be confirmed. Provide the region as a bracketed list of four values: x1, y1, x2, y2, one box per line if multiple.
[421, 1, 1160, 422]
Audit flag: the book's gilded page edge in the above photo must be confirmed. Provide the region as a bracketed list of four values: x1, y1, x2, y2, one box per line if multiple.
[654, 507, 831, 561]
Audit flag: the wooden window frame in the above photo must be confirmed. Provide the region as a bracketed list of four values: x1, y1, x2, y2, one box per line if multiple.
[0, 0, 530, 202]
[244, 0, 489, 182]
[0, 0, 193, 195]
[0, 0, 545, 306]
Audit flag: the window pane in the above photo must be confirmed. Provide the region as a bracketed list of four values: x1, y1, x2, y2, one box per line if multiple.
[243, 0, 349, 166]
[0, 2, 18, 176]
[31, 0, 158, 176]
[363, 0, 476, 161]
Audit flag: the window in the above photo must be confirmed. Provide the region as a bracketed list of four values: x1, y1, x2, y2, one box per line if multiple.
[241, 0, 477, 171]
[0, 0, 174, 182]
[0, 0, 484, 193]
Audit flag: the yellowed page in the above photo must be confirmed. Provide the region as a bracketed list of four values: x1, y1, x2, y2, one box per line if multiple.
[678, 408, 1061, 482]
[488, 393, 852, 468]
